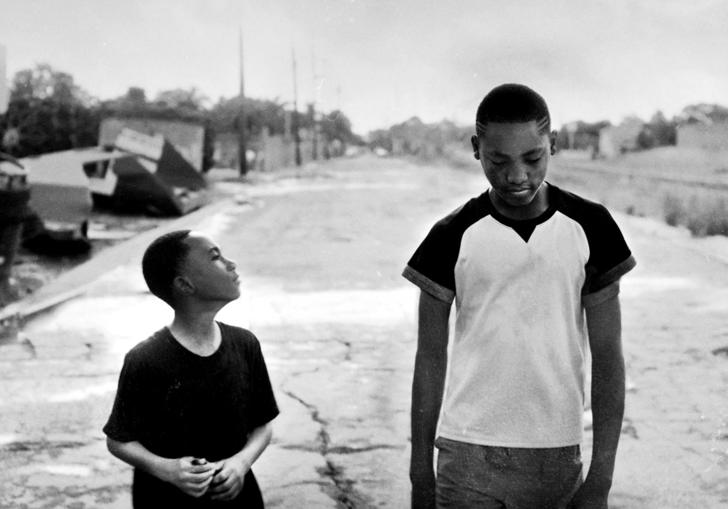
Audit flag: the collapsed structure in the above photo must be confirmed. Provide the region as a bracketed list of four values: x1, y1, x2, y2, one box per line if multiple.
[15, 127, 208, 254]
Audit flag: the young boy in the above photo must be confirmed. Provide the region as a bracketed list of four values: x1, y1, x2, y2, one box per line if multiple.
[104, 230, 279, 508]
[404, 84, 635, 508]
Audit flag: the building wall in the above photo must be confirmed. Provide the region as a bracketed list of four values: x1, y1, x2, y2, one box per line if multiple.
[677, 123, 728, 151]
[214, 129, 331, 172]
[598, 120, 644, 158]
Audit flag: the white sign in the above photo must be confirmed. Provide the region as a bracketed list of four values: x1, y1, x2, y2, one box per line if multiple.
[0, 44, 7, 115]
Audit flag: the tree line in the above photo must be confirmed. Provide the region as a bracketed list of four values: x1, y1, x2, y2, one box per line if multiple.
[0, 63, 360, 170]
[370, 103, 728, 160]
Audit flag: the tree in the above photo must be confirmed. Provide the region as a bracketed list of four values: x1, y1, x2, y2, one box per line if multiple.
[0, 63, 99, 156]
[320, 109, 357, 145]
[154, 87, 209, 113]
[646, 111, 676, 147]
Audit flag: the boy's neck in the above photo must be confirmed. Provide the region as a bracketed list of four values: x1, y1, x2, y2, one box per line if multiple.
[489, 182, 550, 220]
[169, 308, 221, 356]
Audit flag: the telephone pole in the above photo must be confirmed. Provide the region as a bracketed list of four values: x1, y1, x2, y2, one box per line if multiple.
[237, 27, 248, 176]
[310, 45, 318, 161]
[291, 47, 302, 167]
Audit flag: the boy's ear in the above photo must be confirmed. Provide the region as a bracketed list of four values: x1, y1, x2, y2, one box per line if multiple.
[549, 130, 557, 155]
[172, 275, 195, 296]
[471, 135, 481, 160]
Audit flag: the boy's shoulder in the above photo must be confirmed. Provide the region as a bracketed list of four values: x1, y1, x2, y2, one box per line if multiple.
[550, 184, 614, 223]
[429, 192, 490, 236]
[550, 184, 634, 265]
[218, 321, 256, 340]
[218, 322, 262, 352]
[124, 327, 172, 364]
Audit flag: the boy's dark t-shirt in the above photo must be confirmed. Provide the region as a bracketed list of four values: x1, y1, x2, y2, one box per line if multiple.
[103, 322, 279, 508]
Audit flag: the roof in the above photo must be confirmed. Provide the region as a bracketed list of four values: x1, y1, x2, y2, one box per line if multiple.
[23, 147, 130, 167]
[21, 148, 131, 187]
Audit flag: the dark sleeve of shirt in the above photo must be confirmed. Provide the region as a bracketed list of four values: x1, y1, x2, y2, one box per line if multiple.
[248, 335, 279, 429]
[403, 220, 458, 303]
[581, 203, 636, 306]
[402, 200, 485, 304]
[103, 350, 147, 443]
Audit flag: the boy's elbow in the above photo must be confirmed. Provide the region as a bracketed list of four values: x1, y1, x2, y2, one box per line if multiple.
[263, 422, 274, 442]
[106, 436, 126, 458]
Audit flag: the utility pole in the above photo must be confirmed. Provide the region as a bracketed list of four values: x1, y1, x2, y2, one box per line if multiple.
[291, 47, 302, 167]
[237, 26, 248, 176]
[310, 44, 318, 161]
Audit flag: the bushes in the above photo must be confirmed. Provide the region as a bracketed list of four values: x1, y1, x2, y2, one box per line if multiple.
[662, 193, 686, 227]
[663, 192, 728, 237]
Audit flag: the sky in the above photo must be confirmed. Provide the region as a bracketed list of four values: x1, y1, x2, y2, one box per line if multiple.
[1, 0, 727, 134]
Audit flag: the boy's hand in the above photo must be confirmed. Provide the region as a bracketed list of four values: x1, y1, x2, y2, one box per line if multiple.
[568, 480, 609, 509]
[411, 478, 437, 509]
[208, 456, 251, 501]
[161, 456, 215, 498]
[411, 470, 437, 509]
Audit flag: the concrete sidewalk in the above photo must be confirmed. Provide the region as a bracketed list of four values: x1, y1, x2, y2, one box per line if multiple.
[0, 198, 234, 324]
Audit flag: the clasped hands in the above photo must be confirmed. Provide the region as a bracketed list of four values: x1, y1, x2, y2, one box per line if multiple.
[164, 455, 250, 501]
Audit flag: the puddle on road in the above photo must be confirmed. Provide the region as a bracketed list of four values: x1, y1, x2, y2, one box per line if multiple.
[621, 276, 696, 298]
[218, 286, 418, 328]
[246, 180, 417, 198]
[35, 464, 93, 477]
[0, 433, 20, 446]
[622, 275, 728, 314]
[25, 294, 172, 358]
[48, 381, 118, 403]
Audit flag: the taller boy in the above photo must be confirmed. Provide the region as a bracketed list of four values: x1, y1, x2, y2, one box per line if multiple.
[404, 84, 635, 508]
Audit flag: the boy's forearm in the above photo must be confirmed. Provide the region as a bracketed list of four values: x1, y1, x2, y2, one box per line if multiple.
[107, 437, 171, 482]
[230, 422, 273, 471]
[410, 291, 450, 481]
[411, 347, 447, 477]
[584, 292, 625, 491]
[587, 351, 625, 488]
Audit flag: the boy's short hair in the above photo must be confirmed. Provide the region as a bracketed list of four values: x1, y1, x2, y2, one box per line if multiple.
[475, 83, 551, 136]
[142, 229, 192, 305]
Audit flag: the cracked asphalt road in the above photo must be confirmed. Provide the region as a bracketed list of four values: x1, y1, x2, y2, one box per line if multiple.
[1, 155, 728, 507]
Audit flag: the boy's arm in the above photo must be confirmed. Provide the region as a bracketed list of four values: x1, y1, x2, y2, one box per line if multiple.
[411, 290, 451, 509]
[106, 437, 216, 498]
[570, 288, 625, 508]
[208, 422, 274, 501]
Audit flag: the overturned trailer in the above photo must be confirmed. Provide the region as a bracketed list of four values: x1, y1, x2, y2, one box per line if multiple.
[99, 128, 208, 215]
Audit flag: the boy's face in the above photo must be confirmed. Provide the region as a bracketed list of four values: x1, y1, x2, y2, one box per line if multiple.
[176, 233, 241, 303]
[471, 121, 555, 218]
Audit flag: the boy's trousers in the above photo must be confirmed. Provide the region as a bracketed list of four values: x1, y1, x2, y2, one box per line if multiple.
[435, 437, 583, 509]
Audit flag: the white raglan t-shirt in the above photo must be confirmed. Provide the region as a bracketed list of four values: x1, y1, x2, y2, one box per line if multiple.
[403, 184, 636, 447]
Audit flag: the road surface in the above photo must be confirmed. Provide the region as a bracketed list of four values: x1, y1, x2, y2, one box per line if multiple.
[1, 155, 727, 508]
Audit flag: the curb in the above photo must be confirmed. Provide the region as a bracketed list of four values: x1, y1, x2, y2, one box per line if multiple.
[0, 198, 234, 324]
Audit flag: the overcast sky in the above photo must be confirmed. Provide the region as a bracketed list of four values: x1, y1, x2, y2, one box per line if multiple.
[1, 0, 727, 133]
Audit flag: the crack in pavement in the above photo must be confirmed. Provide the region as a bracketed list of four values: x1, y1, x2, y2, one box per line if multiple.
[334, 338, 353, 362]
[281, 443, 401, 455]
[327, 444, 401, 455]
[0, 439, 90, 452]
[282, 388, 372, 508]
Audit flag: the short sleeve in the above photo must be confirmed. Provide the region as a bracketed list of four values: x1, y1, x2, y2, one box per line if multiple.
[103, 352, 147, 443]
[248, 339, 279, 429]
[403, 198, 489, 303]
[582, 204, 636, 299]
[403, 221, 459, 303]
